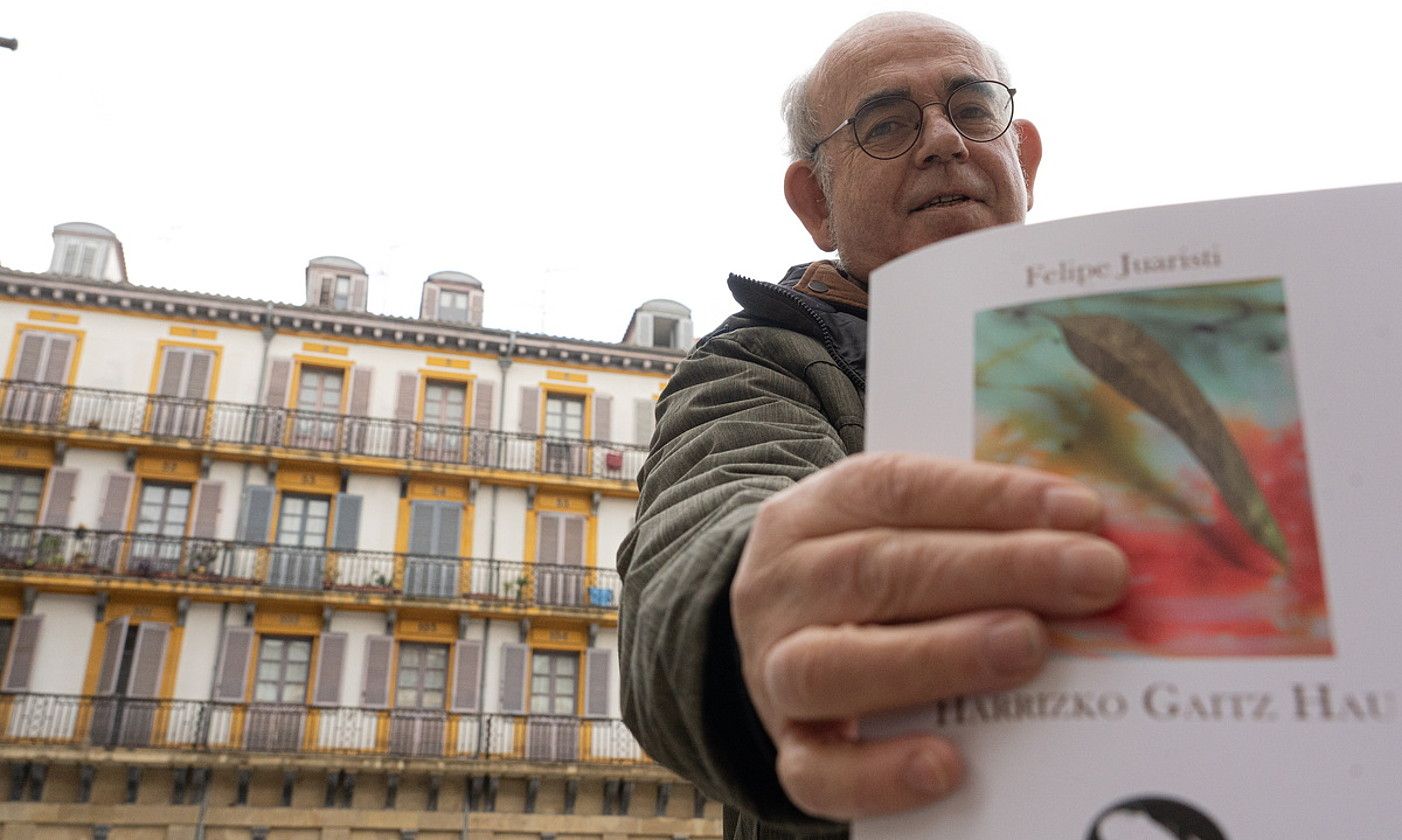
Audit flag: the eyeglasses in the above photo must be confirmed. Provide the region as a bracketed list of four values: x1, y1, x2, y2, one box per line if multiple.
[809, 80, 1016, 160]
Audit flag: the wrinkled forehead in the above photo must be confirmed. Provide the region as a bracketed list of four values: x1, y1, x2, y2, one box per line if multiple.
[812, 20, 996, 120]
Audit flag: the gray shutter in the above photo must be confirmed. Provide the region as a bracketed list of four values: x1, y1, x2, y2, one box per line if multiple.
[41, 335, 73, 384]
[394, 373, 418, 422]
[408, 501, 436, 555]
[348, 367, 372, 417]
[471, 381, 495, 430]
[96, 473, 135, 532]
[307, 275, 327, 308]
[422, 286, 439, 320]
[351, 276, 368, 312]
[185, 350, 213, 399]
[360, 635, 394, 709]
[263, 358, 292, 406]
[498, 643, 528, 714]
[1, 614, 44, 692]
[235, 485, 275, 544]
[536, 512, 561, 564]
[158, 348, 190, 397]
[563, 516, 586, 566]
[583, 648, 612, 719]
[450, 639, 483, 712]
[592, 394, 612, 442]
[678, 318, 694, 349]
[212, 625, 254, 702]
[634, 398, 656, 445]
[634, 313, 654, 347]
[332, 494, 362, 551]
[312, 632, 347, 707]
[468, 291, 483, 327]
[435, 504, 461, 557]
[95, 616, 131, 696]
[125, 622, 170, 699]
[13, 333, 45, 381]
[518, 387, 539, 434]
[39, 467, 78, 527]
[191, 481, 223, 539]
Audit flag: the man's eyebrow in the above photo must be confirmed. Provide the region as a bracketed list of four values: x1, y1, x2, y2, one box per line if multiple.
[851, 86, 911, 114]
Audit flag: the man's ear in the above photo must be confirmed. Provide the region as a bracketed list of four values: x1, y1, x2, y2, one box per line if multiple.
[784, 160, 837, 252]
[1013, 118, 1042, 212]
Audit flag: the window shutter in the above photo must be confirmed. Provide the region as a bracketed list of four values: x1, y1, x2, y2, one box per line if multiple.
[332, 494, 362, 551]
[634, 398, 656, 445]
[13, 334, 46, 381]
[235, 485, 275, 544]
[536, 512, 561, 564]
[211, 625, 254, 702]
[394, 373, 418, 422]
[185, 350, 213, 399]
[679, 318, 694, 349]
[468, 291, 483, 327]
[191, 481, 223, 539]
[158, 348, 190, 397]
[95, 616, 131, 696]
[450, 639, 483, 712]
[360, 635, 394, 709]
[40, 335, 73, 384]
[436, 504, 461, 557]
[39, 467, 78, 527]
[307, 275, 327, 308]
[348, 367, 372, 417]
[518, 387, 539, 434]
[498, 643, 528, 714]
[125, 622, 170, 699]
[1, 614, 44, 692]
[263, 358, 292, 406]
[422, 286, 439, 320]
[563, 516, 586, 566]
[312, 632, 347, 707]
[634, 313, 654, 347]
[471, 380, 495, 430]
[583, 648, 612, 719]
[592, 394, 612, 442]
[408, 501, 437, 555]
[351, 276, 368, 312]
[96, 473, 135, 532]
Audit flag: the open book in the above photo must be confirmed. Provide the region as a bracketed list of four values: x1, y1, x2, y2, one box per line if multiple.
[861, 184, 1401, 839]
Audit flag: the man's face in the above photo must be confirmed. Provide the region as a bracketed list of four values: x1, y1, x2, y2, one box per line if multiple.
[792, 21, 1041, 281]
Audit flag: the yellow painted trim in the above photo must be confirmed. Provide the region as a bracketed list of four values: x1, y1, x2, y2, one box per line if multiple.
[538, 383, 595, 439]
[134, 453, 201, 482]
[0, 590, 21, 618]
[301, 341, 350, 356]
[0, 440, 54, 469]
[27, 309, 79, 325]
[270, 488, 337, 550]
[146, 338, 225, 403]
[545, 370, 588, 383]
[289, 355, 354, 412]
[426, 356, 471, 370]
[5, 324, 86, 385]
[396, 613, 456, 643]
[169, 326, 218, 340]
[274, 464, 339, 493]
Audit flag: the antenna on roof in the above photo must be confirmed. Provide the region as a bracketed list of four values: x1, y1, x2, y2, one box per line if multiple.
[0, 37, 18, 51]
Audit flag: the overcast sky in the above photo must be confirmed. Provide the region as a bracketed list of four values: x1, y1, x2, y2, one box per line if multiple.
[3, 2, 1398, 344]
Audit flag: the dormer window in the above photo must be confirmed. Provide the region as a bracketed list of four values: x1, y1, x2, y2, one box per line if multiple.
[651, 317, 678, 349]
[438, 290, 470, 324]
[333, 275, 352, 310]
[49, 222, 126, 282]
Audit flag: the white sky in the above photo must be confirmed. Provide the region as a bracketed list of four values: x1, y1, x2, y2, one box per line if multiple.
[3, 2, 1399, 344]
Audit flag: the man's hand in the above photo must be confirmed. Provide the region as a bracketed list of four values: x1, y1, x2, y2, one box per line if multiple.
[731, 452, 1129, 821]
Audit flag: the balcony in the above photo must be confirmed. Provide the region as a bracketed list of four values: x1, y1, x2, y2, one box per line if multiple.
[0, 525, 620, 611]
[0, 380, 648, 484]
[0, 692, 648, 766]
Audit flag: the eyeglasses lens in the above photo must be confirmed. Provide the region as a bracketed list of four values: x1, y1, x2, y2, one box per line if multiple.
[852, 82, 1013, 159]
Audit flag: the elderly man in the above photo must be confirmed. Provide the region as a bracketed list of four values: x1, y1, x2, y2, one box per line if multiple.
[617, 12, 1129, 839]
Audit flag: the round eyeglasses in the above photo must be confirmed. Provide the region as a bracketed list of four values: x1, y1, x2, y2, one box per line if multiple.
[809, 80, 1016, 160]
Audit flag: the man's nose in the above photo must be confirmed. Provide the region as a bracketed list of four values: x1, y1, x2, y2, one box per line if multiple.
[913, 104, 968, 165]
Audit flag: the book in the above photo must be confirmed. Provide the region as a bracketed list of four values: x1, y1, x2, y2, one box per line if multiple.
[860, 184, 1401, 839]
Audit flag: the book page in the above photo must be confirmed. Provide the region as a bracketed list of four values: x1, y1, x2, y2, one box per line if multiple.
[861, 184, 1402, 839]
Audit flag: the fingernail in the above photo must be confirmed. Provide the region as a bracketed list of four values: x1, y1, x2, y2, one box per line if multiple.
[1043, 485, 1100, 530]
[1060, 541, 1129, 605]
[906, 748, 951, 796]
[984, 615, 1043, 675]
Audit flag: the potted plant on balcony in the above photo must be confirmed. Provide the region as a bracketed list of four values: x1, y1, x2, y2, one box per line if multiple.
[504, 575, 530, 605]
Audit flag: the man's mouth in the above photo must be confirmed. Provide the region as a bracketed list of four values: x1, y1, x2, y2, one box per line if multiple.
[913, 194, 972, 212]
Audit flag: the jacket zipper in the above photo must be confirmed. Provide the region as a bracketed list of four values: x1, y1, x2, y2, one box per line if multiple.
[728, 274, 866, 388]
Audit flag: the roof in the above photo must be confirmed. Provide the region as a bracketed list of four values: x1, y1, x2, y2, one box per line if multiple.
[426, 270, 482, 288]
[53, 222, 118, 239]
[638, 298, 691, 316]
[307, 256, 366, 273]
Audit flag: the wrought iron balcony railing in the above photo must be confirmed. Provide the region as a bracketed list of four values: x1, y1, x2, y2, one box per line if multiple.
[0, 380, 648, 482]
[0, 525, 620, 610]
[0, 692, 648, 765]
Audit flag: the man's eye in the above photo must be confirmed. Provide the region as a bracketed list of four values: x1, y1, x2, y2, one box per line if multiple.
[862, 116, 914, 141]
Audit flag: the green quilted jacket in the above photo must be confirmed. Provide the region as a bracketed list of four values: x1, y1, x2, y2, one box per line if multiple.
[617, 264, 869, 840]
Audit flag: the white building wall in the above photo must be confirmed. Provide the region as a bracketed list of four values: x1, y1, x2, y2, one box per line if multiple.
[329, 609, 385, 707]
[481, 618, 521, 715]
[29, 593, 94, 695]
[482, 488, 528, 562]
[596, 498, 636, 573]
[59, 449, 125, 531]
[592, 628, 621, 718]
[172, 601, 225, 700]
[347, 474, 399, 554]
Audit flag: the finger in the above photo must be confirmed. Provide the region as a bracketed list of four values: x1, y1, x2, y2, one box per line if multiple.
[755, 452, 1104, 541]
[775, 723, 963, 820]
[764, 611, 1046, 720]
[780, 528, 1127, 626]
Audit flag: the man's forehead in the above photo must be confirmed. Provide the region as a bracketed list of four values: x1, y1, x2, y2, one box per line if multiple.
[813, 19, 992, 115]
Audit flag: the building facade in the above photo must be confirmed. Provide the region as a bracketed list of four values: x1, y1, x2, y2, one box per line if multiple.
[0, 223, 718, 840]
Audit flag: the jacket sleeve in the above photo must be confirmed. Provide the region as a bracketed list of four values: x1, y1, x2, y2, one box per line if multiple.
[616, 327, 856, 830]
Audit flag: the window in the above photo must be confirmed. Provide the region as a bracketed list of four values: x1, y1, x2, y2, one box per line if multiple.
[276, 495, 329, 548]
[130, 483, 191, 574]
[437, 290, 470, 324]
[333, 276, 352, 310]
[293, 366, 344, 450]
[530, 650, 578, 715]
[544, 394, 585, 440]
[421, 380, 466, 461]
[652, 316, 678, 348]
[396, 642, 448, 709]
[60, 241, 103, 277]
[253, 636, 311, 703]
[0, 471, 44, 526]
